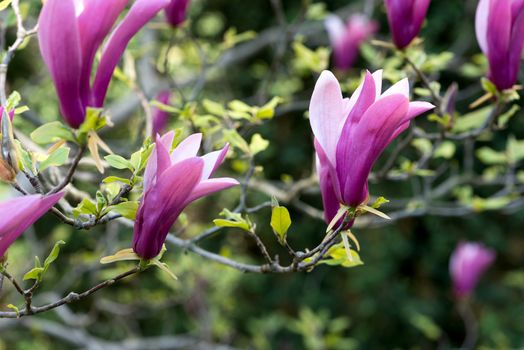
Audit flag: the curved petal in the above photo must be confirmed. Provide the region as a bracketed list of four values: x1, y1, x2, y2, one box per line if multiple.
[315, 143, 340, 224]
[92, 0, 170, 107]
[185, 178, 239, 204]
[381, 77, 409, 98]
[309, 70, 352, 166]
[0, 193, 64, 257]
[38, 0, 84, 128]
[475, 0, 490, 54]
[165, 0, 190, 27]
[200, 144, 229, 181]
[77, 0, 128, 106]
[170, 133, 202, 164]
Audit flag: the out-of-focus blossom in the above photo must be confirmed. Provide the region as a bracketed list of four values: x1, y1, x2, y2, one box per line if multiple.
[152, 91, 172, 136]
[324, 14, 377, 70]
[0, 193, 64, 258]
[0, 107, 14, 122]
[449, 241, 496, 297]
[385, 0, 431, 49]
[309, 70, 434, 223]
[38, 0, 170, 128]
[132, 132, 238, 259]
[475, 0, 524, 91]
[165, 0, 190, 27]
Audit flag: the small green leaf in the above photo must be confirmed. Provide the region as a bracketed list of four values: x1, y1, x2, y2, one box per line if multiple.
[72, 198, 98, 217]
[39, 147, 70, 172]
[6, 304, 19, 317]
[105, 154, 133, 170]
[434, 141, 456, 159]
[110, 201, 139, 220]
[452, 106, 491, 133]
[103, 176, 131, 185]
[270, 206, 291, 245]
[371, 197, 390, 209]
[202, 99, 227, 117]
[100, 248, 140, 264]
[0, 0, 12, 11]
[249, 133, 269, 156]
[30, 122, 76, 144]
[43, 240, 66, 271]
[23, 267, 44, 281]
[476, 147, 507, 165]
[213, 219, 250, 231]
[481, 77, 498, 95]
[223, 129, 250, 154]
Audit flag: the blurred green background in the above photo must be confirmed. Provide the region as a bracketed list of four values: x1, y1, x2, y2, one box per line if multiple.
[1, 0, 523, 349]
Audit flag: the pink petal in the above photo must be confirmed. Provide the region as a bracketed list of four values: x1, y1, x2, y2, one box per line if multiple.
[170, 133, 202, 164]
[185, 178, 239, 204]
[475, 0, 490, 53]
[200, 144, 229, 181]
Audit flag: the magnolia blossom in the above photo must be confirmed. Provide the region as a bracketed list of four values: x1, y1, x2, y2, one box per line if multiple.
[0, 193, 64, 258]
[324, 14, 377, 71]
[165, 0, 190, 27]
[133, 132, 239, 259]
[476, 0, 524, 90]
[38, 0, 170, 128]
[152, 91, 172, 136]
[449, 241, 496, 297]
[309, 70, 434, 223]
[385, 0, 431, 49]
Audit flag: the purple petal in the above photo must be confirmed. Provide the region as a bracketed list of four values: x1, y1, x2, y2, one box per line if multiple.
[170, 133, 202, 164]
[341, 94, 409, 206]
[151, 91, 172, 136]
[0, 193, 64, 257]
[449, 241, 496, 297]
[165, 0, 190, 27]
[76, 0, 128, 106]
[200, 144, 229, 181]
[92, 0, 170, 107]
[475, 0, 490, 53]
[315, 140, 341, 224]
[38, 0, 84, 128]
[486, 0, 512, 89]
[309, 70, 352, 167]
[185, 178, 239, 205]
[133, 157, 203, 259]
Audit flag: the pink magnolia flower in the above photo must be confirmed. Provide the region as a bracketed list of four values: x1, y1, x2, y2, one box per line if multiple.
[165, 0, 190, 27]
[324, 14, 377, 71]
[0, 193, 64, 258]
[449, 241, 496, 297]
[152, 91, 172, 136]
[385, 0, 431, 49]
[476, 0, 524, 91]
[38, 0, 170, 128]
[309, 70, 434, 223]
[133, 132, 239, 259]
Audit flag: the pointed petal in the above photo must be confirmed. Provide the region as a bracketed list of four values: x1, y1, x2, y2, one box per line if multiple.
[92, 0, 170, 107]
[200, 144, 229, 181]
[38, 0, 84, 128]
[309, 70, 352, 166]
[315, 147, 340, 224]
[185, 178, 239, 204]
[381, 77, 409, 98]
[170, 133, 202, 164]
[325, 14, 345, 45]
[0, 193, 63, 257]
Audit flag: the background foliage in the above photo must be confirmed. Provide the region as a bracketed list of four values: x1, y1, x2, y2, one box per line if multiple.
[0, 0, 523, 349]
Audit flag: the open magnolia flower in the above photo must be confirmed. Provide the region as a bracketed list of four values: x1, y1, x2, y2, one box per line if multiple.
[0, 193, 64, 258]
[132, 132, 239, 259]
[38, 0, 169, 128]
[309, 70, 434, 223]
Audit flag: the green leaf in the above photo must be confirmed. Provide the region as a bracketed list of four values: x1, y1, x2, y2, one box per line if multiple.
[30, 122, 76, 144]
[270, 206, 291, 245]
[105, 154, 133, 170]
[228, 100, 252, 113]
[371, 197, 389, 209]
[476, 147, 507, 165]
[249, 133, 269, 156]
[412, 138, 432, 155]
[0, 0, 12, 11]
[110, 201, 139, 220]
[103, 176, 131, 185]
[409, 313, 442, 341]
[100, 248, 140, 264]
[43, 240, 66, 272]
[72, 198, 98, 217]
[434, 141, 456, 159]
[213, 219, 251, 231]
[202, 99, 227, 117]
[498, 105, 520, 128]
[6, 304, 19, 317]
[481, 77, 498, 95]
[23, 267, 44, 281]
[39, 147, 70, 172]
[452, 106, 491, 133]
[223, 129, 250, 154]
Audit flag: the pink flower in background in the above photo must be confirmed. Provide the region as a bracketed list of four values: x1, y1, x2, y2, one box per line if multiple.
[324, 14, 377, 71]
[38, 0, 170, 128]
[165, 0, 190, 27]
[385, 0, 431, 49]
[0, 193, 64, 258]
[309, 70, 434, 223]
[152, 91, 172, 136]
[450, 241, 496, 297]
[475, 0, 524, 90]
[133, 132, 238, 259]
